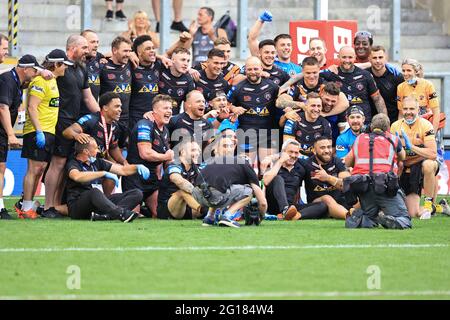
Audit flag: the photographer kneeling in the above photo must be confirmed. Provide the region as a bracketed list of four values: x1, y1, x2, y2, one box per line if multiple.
[344, 114, 411, 229]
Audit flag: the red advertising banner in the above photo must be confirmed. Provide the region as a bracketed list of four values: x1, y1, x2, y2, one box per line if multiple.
[290, 20, 358, 66]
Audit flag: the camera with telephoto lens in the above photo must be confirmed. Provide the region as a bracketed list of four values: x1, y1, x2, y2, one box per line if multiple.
[244, 198, 261, 226]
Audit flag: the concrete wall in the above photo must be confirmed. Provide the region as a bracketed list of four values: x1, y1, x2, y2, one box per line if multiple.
[430, 0, 450, 35]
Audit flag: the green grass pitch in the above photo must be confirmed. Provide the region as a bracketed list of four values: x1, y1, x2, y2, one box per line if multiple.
[1, 196, 450, 300]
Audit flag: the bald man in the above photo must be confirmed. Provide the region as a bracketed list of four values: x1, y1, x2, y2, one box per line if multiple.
[44, 34, 101, 214]
[228, 56, 280, 173]
[320, 46, 386, 126]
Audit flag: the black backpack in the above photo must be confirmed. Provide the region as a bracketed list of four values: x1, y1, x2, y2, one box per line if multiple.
[215, 11, 237, 47]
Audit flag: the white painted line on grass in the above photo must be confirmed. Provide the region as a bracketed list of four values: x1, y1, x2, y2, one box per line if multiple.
[0, 243, 448, 253]
[2, 290, 450, 300]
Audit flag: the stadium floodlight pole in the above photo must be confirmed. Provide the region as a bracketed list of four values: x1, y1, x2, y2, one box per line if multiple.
[390, 0, 401, 62]
[81, 0, 93, 31]
[237, 0, 248, 60]
[159, 0, 170, 54]
[314, 0, 328, 20]
[8, 0, 19, 57]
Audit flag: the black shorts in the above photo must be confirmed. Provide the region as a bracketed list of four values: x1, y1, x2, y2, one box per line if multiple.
[0, 131, 8, 163]
[157, 199, 193, 220]
[21, 132, 55, 162]
[400, 161, 440, 196]
[122, 172, 159, 200]
[54, 118, 75, 158]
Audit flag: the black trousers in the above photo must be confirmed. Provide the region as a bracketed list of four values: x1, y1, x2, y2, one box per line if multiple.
[68, 189, 143, 220]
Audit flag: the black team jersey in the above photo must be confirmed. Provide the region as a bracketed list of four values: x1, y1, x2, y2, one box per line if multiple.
[158, 162, 199, 203]
[57, 62, 89, 121]
[194, 61, 241, 85]
[129, 61, 162, 127]
[126, 119, 170, 173]
[367, 68, 404, 125]
[99, 59, 132, 123]
[76, 112, 119, 158]
[195, 69, 230, 102]
[264, 65, 290, 86]
[300, 155, 347, 203]
[228, 78, 279, 131]
[80, 52, 104, 117]
[158, 65, 195, 115]
[284, 112, 332, 157]
[288, 77, 326, 102]
[321, 66, 379, 123]
[167, 112, 213, 148]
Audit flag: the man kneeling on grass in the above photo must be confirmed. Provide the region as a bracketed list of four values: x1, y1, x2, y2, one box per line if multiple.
[66, 137, 150, 222]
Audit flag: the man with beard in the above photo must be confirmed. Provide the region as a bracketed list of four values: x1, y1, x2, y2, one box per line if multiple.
[0, 55, 41, 219]
[228, 56, 280, 170]
[44, 35, 100, 216]
[0, 34, 8, 65]
[390, 96, 439, 219]
[336, 105, 365, 160]
[367, 46, 404, 125]
[193, 37, 241, 85]
[63, 92, 126, 196]
[129, 35, 162, 129]
[301, 136, 351, 220]
[122, 94, 174, 218]
[283, 93, 332, 158]
[99, 36, 132, 148]
[204, 90, 234, 132]
[263, 139, 330, 221]
[167, 90, 215, 150]
[194, 49, 230, 102]
[80, 29, 104, 117]
[157, 140, 205, 219]
[159, 47, 195, 115]
[321, 47, 387, 125]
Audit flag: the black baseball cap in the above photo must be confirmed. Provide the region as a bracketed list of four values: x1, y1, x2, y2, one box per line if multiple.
[17, 54, 43, 71]
[209, 90, 227, 101]
[45, 49, 74, 66]
[346, 105, 365, 117]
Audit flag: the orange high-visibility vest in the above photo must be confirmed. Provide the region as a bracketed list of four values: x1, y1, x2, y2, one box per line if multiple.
[352, 132, 400, 175]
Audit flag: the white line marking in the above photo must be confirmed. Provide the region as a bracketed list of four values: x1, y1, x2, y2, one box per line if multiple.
[1, 290, 450, 300]
[0, 244, 448, 253]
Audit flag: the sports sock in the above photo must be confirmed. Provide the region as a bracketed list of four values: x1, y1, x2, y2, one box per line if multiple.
[22, 200, 34, 211]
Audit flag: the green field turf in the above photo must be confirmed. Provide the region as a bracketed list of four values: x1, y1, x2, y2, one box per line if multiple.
[1, 196, 450, 300]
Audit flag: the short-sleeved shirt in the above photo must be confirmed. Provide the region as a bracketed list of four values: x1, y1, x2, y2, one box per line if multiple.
[390, 117, 436, 165]
[300, 156, 347, 203]
[158, 162, 199, 202]
[99, 60, 132, 122]
[276, 160, 306, 205]
[367, 67, 404, 124]
[126, 119, 170, 173]
[335, 128, 359, 159]
[0, 69, 22, 136]
[195, 69, 230, 102]
[66, 157, 112, 206]
[80, 52, 104, 116]
[288, 77, 325, 102]
[23, 76, 59, 135]
[274, 60, 302, 77]
[57, 62, 89, 121]
[397, 78, 439, 115]
[129, 61, 162, 120]
[321, 67, 379, 123]
[77, 112, 119, 157]
[227, 78, 279, 131]
[264, 65, 290, 87]
[158, 65, 196, 115]
[195, 156, 259, 193]
[284, 112, 332, 157]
